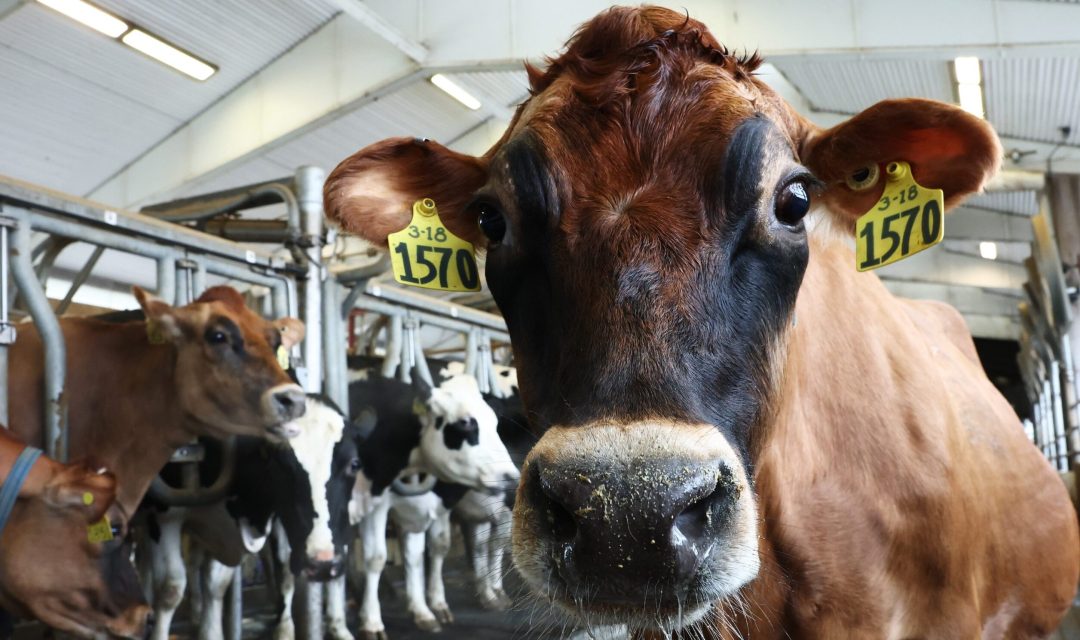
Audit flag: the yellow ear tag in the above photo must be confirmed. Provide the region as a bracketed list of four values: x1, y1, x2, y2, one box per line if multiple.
[412, 397, 428, 417]
[146, 319, 167, 345]
[277, 345, 291, 370]
[387, 198, 481, 292]
[82, 492, 94, 506]
[854, 161, 944, 271]
[87, 516, 113, 544]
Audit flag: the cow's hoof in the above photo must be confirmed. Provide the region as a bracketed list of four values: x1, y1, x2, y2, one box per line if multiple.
[432, 605, 454, 625]
[359, 630, 388, 640]
[478, 592, 507, 611]
[413, 615, 442, 633]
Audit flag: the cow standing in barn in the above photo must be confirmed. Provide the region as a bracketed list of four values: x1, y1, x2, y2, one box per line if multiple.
[325, 6, 1080, 638]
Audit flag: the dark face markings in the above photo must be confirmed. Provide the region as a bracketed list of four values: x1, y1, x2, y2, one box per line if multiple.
[442, 417, 480, 450]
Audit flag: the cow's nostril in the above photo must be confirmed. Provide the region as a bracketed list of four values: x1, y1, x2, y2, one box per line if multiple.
[272, 388, 306, 420]
[529, 464, 577, 542]
[675, 478, 723, 541]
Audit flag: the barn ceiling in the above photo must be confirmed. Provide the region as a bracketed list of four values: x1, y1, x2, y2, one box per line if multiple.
[2, 0, 1079, 340]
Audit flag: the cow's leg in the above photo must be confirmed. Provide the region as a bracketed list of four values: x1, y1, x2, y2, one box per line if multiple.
[426, 509, 453, 625]
[325, 575, 355, 640]
[359, 500, 390, 640]
[490, 505, 513, 609]
[148, 510, 187, 640]
[402, 529, 440, 632]
[470, 520, 500, 610]
[196, 557, 235, 640]
[272, 524, 296, 640]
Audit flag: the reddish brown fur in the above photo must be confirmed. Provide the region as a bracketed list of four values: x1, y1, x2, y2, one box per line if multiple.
[324, 6, 1077, 637]
[0, 429, 148, 638]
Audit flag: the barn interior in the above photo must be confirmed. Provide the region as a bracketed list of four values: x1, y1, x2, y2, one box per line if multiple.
[1, 0, 1080, 638]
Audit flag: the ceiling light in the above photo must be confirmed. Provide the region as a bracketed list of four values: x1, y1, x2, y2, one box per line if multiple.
[953, 56, 981, 85]
[430, 74, 481, 110]
[122, 29, 216, 81]
[979, 241, 998, 260]
[953, 56, 985, 119]
[36, 0, 127, 38]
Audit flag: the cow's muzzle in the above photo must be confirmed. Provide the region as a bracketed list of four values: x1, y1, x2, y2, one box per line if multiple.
[511, 423, 760, 630]
[262, 384, 307, 425]
[303, 554, 344, 582]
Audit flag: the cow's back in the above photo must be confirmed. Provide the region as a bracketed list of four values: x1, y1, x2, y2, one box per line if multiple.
[756, 237, 1079, 638]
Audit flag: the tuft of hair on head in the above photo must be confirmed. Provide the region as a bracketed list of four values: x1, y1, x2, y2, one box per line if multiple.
[194, 286, 247, 312]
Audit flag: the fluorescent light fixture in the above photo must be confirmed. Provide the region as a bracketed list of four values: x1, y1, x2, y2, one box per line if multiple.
[36, 0, 127, 38]
[958, 83, 985, 118]
[953, 56, 981, 85]
[430, 74, 481, 110]
[979, 241, 997, 260]
[122, 29, 216, 81]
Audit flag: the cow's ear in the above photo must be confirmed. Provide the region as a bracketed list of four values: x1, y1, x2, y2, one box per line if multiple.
[133, 286, 184, 340]
[800, 99, 1001, 231]
[43, 463, 116, 523]
[274, 318, 305, 350]
[324, 138, 489, 248]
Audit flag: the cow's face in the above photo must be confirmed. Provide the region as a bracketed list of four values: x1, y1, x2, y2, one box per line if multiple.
[274, 398, 355, 581]
[134, 285, 307, 439]
[324, 7, 998, 632]
[0, 472, 150, 638]
[415, 374, 520, 494]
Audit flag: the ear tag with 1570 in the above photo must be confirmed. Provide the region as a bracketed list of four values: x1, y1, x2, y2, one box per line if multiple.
[388, 198, 481, 292]
[854, 161, 944, 271]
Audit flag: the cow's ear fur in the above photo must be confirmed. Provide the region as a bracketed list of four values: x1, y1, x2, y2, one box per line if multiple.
[133, 286, 184, 340]
[324, 137, 489, 247]
[274, 318, 305, 350]
[800, 99, 1001, 231]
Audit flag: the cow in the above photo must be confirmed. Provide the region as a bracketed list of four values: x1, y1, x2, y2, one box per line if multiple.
[339, 365, 519, 639]
[9, 285, 306, 514]
[0, 428, 150, 638]
[323, 6, 1080, 638]
[141, 396, 360, 640]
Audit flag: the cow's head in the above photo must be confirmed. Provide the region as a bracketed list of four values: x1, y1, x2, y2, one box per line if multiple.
[134, 285, 307, 439]
[0, 467, 150, 638]
[414, 373, 520, 494]
[324, 6, 999, 631]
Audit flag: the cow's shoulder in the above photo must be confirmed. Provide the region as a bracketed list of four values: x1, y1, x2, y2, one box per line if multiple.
[898, 298, 980, 366]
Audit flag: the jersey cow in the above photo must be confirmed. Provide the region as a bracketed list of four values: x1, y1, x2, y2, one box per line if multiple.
[324, 6, 1080, 638]
[0, 429, 149, 638]
[9, 286, 306, 513]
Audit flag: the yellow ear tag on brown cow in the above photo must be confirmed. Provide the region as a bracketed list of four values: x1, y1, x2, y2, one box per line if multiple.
[388, 198, 481, 292]
[87, 516, 113, 544]
[854, 161, 944, 271]
[276, 345, 291, 370]
[146, 319, 167, 345]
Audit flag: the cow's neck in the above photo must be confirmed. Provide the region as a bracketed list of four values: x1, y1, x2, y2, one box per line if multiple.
[61, 321, 194, 512]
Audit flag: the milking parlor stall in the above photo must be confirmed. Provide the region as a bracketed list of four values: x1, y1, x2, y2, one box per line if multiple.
[3, 0, 1080, 639]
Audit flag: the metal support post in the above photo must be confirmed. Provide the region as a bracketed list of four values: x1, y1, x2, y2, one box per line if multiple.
[55, 245, 104, 315]
[225, 565, 242, 640]
[296, 166, 325, 395]
[1052, 360, 1067, 470]
[156, 257, 176, 305]
[383, 315, 403, 380]
[0, 216, 16, 426]
[322, 277, 348, 411]
[9, 212, 67, 459]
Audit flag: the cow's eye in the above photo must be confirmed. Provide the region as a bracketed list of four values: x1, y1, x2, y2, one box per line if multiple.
[205, 329, 228, 345]
[477, 203, 507, 243]
[775, 180, 810, 226]
[349, 458, 361, 473]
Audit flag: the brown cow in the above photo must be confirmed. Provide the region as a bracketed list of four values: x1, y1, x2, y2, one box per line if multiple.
[0, 428, 150, 638]
[324, 6, 1080, 638]
[9, 285, 306, 513]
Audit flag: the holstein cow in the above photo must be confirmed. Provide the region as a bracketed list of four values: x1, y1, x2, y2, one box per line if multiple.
[340, 366, 519, 640]
[142, 396, 359, 640]
[0, 428, 150, 638]
[324, 6, 1080, 638]
[9, 285, 306, 514]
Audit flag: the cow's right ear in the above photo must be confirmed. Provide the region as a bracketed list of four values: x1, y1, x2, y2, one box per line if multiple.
[43, 463, 116, 523]
[132, 286, 185, 341]
[324, 138, 489, 248]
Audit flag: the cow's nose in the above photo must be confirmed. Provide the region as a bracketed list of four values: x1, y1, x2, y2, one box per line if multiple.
[522, 459, 739, 600]
[304, 555, 344, 582]
[270, 386, 306, 421]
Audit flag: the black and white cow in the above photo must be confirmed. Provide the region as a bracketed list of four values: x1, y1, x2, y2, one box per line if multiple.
[337, 362, 519, 640]
[141, 396, 359, 640]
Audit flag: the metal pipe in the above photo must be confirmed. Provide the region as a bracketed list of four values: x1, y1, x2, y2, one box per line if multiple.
[193, 261, 207, 298]
[296, 166, 325, 395]
[322, 277, 347, 411]
[351, 294, 511, 343]
[141, 180, 300, 238]
[155, 257, 176, 307]
[1052, 360, 1067, 470]
[226, 566, 242, 640]
[364, 282, 507, 332]
[412, 320, 434, 386]
[55, 245, 105, 315]
[201, 219, 291, 244]
[0, 218, 14, 426]
[383, 315, 402, 380]
[1061, 334, 1080, 469]
[465, 330, 479, 379]
[146, 437, 238, 506]
[10, 214, 67, 459]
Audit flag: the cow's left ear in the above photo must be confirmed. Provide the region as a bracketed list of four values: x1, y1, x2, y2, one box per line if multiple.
[133, 286, 185, 341]
[800, 99, 1001, 230]
[324, 137, 489, 248]
[274, 318, 305, 350]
